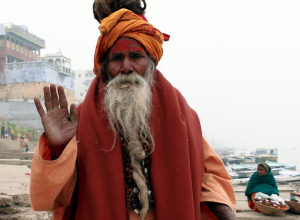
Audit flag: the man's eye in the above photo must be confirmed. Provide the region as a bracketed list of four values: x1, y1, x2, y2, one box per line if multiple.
[112, 55, 121, 61]
[131, 52, 142, 59]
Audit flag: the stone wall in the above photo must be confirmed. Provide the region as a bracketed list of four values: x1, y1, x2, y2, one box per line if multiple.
[0, 82, 74, 103]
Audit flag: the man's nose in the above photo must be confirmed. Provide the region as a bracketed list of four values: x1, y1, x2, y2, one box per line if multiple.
[121, 57, 133, 74]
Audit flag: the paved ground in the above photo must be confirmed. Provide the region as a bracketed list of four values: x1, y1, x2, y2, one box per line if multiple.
[0, 164, 31, 195]
[0, 164, 299, 219]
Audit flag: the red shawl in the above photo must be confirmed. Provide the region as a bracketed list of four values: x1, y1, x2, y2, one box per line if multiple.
[63, 70, 204, 219]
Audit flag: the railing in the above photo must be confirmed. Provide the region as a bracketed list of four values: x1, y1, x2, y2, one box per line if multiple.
[5, 61, 56, 73]
[4, 61, 72, 77]
[3, 23, 45, 46]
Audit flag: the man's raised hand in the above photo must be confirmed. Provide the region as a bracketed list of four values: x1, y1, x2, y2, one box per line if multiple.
[34, 84, 78, 149]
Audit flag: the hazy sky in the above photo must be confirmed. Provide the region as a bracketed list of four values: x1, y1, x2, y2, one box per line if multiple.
[1, 0, 299, 150]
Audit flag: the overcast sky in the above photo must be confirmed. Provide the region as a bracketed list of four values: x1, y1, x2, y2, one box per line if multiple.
[1, 0, 299, 151]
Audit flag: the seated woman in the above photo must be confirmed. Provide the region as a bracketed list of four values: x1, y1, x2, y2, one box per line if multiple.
[245, 163, 279, 212]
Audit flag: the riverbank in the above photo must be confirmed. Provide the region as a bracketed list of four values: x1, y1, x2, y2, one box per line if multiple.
[0, 164, 300, 219]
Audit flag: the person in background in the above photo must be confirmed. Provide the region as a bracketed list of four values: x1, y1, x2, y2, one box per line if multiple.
[7, 127, 11, 140]
[1, 125, 4, 139]
[20, 137, 28, 152]
[10, 128, 14, 140]
[245, 163, 279, 212]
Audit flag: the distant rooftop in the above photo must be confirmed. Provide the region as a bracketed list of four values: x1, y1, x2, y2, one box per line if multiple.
[0, 22, 45, 48]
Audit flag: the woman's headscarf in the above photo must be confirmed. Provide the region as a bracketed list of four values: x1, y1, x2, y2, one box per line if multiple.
[259, 162, 271, 173]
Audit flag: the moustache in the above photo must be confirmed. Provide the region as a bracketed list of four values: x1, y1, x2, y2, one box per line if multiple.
[107, 73, 145, 89]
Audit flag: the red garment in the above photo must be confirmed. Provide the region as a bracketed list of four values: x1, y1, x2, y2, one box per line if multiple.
[59, 70, 205, 219]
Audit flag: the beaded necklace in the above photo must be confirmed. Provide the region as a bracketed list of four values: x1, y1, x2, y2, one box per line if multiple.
[120, 135, 154, 220]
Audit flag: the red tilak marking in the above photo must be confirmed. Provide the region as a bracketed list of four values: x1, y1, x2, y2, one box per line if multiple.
[110, 38, 144, 54]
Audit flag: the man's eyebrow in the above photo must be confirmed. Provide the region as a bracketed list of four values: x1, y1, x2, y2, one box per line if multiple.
[109, 52, 122, 58]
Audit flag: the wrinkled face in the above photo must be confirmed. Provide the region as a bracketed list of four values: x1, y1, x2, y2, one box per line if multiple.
[257, 165, 267, 176]
[107, 37, 150, 77]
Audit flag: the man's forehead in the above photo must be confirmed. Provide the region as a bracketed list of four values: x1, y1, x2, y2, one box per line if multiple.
[109, 37, 145, 54]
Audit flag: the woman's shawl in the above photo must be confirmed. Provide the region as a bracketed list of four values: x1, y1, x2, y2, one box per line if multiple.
[245, 171, 279, 201]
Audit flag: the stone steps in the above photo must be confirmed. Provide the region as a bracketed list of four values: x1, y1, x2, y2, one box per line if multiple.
[0, 139, 35, 163]
[0, 194, 52, 220]
[0, 159, 32, 166]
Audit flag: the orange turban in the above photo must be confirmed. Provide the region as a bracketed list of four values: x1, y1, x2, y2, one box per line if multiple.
[93, 9, 168, 76]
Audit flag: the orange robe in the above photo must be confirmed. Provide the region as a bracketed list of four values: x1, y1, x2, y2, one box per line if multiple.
[248, 192, 260, 212]
[30, 135, 235, 220]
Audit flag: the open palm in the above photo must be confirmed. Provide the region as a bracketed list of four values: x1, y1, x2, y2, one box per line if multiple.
[34, 84, 78, 148]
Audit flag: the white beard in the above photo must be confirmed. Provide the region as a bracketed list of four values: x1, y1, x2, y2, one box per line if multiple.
[103, 60, 155, 220]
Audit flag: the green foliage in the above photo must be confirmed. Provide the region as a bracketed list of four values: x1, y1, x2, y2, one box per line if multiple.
[20, 128, 26, 137]
[27, 129, 37, 138]
[6, 122, 11, 128]
[0, 120, 4, 125]
[11, 123, 18, 136]
[14, 128, 19, 136]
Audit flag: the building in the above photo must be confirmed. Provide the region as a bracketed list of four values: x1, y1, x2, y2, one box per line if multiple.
[0, 23, 74, 129]
[0, 22, 44, 78]
[73, 70, 94, 105]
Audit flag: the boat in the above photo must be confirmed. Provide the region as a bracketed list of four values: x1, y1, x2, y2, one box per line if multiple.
[219, 156, 229, 165]
[227, 154, 243, 164]
[255, 154, 278, 163]
[229, 171, 239, 179]
[231, 164, 256, 178]
[265, 161, 296, 175]
[242, 156, 256, 163]
[232, 170, 300, 184]
[255, 148, 278, 163]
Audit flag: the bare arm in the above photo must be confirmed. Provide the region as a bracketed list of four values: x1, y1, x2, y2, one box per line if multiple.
[204, 202, 237, 220]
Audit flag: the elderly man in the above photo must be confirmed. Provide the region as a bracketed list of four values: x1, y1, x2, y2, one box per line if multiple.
[30, 1, 236, 219]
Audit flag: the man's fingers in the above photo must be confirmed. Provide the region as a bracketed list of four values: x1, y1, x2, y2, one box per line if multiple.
[34, 97, 45, 118]
[50, 84, 59, 110]
[69, 104, 78, 122]
[57, 86, 68, 109]
[44, 86, 53, 112]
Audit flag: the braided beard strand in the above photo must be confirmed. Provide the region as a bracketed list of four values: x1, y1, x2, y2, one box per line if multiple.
[104, 61, 155, 220]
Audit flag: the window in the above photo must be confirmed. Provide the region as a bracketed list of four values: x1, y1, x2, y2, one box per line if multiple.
[79, 74, 81, 77]
[11, 38, 14, 43]
[7, 36, 10, 41]
[85, 73, 88, 77]
[80, 93, 83, 96]
[85, 89, 87, 92]
[20, 42, 23, 47]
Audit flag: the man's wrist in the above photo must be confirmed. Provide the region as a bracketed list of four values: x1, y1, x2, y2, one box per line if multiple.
[204, 202, 237, 220]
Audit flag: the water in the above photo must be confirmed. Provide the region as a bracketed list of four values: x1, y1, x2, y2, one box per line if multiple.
[225, 147, 300, 171]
